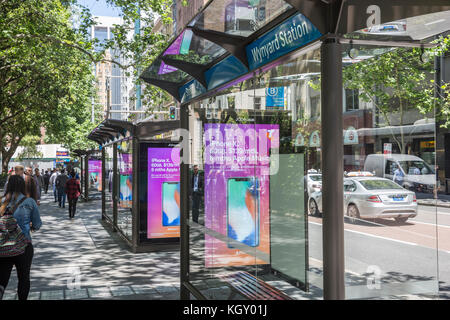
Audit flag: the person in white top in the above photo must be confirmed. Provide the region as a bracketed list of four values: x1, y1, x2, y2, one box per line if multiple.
[49, 169, 60, 203]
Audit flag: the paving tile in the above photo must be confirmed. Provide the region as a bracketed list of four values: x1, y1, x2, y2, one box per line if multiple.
[41, 290, 64, 300]
[28, 292, 41, 300]
[88, 287, 112, 298]
[154, 285, 179, 294]
[3, 292, 17, 300]
[110, 286, 134, 297]
[65, 288, 89, 300]
[131, 284, 157, 295]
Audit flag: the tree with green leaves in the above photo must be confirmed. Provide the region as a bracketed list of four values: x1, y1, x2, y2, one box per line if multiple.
[91, 0, 177, 116]
[343, 47, 437, 154]
[0, 0, 99, 171]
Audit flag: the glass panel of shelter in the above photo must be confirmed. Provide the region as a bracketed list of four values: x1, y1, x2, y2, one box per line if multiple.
[186, 48, 326, 299]
[190, 0, 293, 37]
[187, 76, 260, 299]
[117, 139, 133, 240]
[340, 39, 439, 299]
[104, 145, 114, 222]
[254, 49, 323, 297]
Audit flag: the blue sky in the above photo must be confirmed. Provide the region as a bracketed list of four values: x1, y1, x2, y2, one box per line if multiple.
[77, 0, 121, 17]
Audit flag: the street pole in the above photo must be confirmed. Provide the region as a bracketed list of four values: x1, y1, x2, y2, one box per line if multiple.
[135, 5, 142, 115]
[106, 76, 111, 119]
[321, 35, 345, 300]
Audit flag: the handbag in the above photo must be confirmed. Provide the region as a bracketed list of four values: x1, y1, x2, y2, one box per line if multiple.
[0, 197, 28, 257]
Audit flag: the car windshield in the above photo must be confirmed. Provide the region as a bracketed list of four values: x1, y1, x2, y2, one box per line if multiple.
[359, 179, 403, 190]
[398, 160, 435, 175]
[309, 175, 322, 181]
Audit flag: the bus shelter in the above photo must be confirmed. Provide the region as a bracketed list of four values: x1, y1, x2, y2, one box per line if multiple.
[72, 149, 101, 201]
[141, 0, 450, 300]
[87, 119, 181, 253]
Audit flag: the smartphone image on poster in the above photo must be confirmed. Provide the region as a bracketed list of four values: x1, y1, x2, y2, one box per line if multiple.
[119, 175, 132, 208]
[162, 182, 180, 227]
[227, 177, 260, 248]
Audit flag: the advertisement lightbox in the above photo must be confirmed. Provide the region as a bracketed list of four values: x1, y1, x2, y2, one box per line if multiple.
[147, 147, 180, 239]
[88, 159, 102, 191]
[204, 123, 279, 268]
[119, 153, 132, 208]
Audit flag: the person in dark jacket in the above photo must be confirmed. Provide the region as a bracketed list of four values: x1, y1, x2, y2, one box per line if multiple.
[55, 169, 69, 208]
[65, 171, 81, 219]
[190, 165, 204, 224]
[43, 171, 50, 194]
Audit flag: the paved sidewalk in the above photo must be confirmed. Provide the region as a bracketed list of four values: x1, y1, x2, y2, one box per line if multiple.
[2, 192, 181, 300]
[413, 192, 450, 208]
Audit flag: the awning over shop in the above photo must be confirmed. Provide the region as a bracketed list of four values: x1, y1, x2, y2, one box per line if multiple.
[140, 0, 450, 105]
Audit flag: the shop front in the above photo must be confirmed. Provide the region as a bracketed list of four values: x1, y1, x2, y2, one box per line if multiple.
[142, 0, 449, 300]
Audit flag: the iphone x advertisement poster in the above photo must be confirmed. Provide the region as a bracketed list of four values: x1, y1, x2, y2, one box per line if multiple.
[204, 123, 279, 268]
[88, 160, 102, 191]
[119, 153, 132, 208]
[147, 147, 180, 239]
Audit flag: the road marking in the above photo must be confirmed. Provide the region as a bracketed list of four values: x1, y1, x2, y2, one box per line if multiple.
[418, 206, 450, 216]
[309, 221, 419, 246]
[410, 220, 450, 229]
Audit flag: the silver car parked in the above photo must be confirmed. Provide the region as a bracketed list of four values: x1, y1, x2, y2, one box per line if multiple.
[308, 177, 418, 223]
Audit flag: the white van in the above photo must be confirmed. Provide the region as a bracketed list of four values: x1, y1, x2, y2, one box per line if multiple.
[364, 154, 435, 192]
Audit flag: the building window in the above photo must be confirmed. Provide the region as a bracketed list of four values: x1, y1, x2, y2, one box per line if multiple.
[254, 97, 261, 110]
[345, 89, 359, 111]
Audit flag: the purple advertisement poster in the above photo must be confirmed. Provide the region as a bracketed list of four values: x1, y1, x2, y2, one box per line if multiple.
[88, 160, 102, 191]
[147, 147, 180, 239]
[204, 123, 279, 268]
[119, 153, 132, 208]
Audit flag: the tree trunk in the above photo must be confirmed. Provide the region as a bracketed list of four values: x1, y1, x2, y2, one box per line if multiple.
[0, 136, 23, 173]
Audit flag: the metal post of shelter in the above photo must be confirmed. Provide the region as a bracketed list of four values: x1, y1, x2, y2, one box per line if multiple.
[84, 155, 89, 202]
[113, 143, 118, 232]
[321, 35, 345, 300]
[131, 137, 140, 252]
[102, 148, 106, 220]
[180, 105, 190, 300]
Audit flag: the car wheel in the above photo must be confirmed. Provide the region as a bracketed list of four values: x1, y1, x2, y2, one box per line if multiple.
[395, 217, 408, 223]
[347, 204, 360, 224]
[309, 199, 319, 216]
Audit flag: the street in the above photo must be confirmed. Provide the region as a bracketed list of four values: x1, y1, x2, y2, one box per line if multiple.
[308, 204, 450, 299]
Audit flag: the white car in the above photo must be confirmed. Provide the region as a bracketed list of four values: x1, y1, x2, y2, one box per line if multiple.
[306, 173, 322, 196]
[308, 177, 417, 223]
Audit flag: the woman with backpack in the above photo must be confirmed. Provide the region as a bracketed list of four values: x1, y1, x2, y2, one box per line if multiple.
[0, 175, 42, 300]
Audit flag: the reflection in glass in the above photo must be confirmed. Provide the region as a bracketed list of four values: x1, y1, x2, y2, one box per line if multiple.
[117, 140, 133, 239]
[104, 146, 114, 221]
[186, 49, 323, 299]
[342, 44, 439, 299]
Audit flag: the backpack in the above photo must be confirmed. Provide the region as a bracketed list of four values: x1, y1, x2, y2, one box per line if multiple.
[0, 197, 28, 257]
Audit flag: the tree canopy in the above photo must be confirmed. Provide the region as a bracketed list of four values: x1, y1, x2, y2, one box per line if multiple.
[0, 0, 99, 171]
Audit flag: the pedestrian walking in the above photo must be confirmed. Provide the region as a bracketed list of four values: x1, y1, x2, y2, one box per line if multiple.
[43, 170, 50, 194]
[12, 166, 39, 205]
[393, 165, 404, 187]
[65, 171, 81, 219]
[0, 175, 42, 300]
[55, 169, 69, 208]
[190, 165, 204, 224]
[34, 168, 44, 197]
[49, 169, 60, 203]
